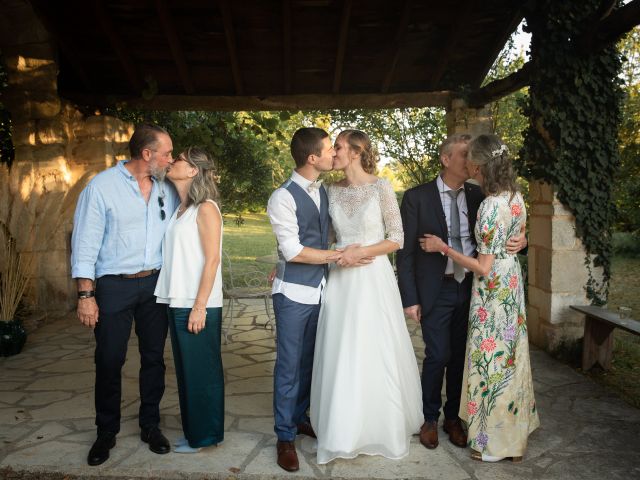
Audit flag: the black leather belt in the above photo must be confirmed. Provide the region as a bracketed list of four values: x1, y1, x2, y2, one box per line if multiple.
[119, 269, 160, 279]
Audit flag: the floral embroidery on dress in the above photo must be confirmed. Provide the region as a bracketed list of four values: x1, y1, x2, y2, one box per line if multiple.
[460, 191, 539, 457]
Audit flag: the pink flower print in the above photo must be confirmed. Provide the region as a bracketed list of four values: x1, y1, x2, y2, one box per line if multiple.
[477, 307, 488, 323]
[511, 203, 522, 217]
[509, 274, 518, 289]
[467, 401, 479, 416]
[483, 224, 489, 232]
[480, 337, 497, 353]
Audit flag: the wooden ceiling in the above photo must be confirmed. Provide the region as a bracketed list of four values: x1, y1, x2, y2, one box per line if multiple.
[29, 0, 523, 110]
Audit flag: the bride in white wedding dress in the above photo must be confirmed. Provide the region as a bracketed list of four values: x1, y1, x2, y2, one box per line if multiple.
[310, 130, 422, 464]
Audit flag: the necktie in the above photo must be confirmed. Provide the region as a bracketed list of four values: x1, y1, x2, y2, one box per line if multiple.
[447, 189, 466, 283]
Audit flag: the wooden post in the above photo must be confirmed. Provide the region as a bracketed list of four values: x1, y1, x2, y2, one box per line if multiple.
[581, 316, 614, 371]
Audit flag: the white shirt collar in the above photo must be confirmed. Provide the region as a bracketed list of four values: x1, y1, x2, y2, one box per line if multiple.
[291, 170, 313, 190]
[437, 175, 464, 195]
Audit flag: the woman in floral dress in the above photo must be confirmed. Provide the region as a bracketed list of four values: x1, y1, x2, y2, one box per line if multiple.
[423, 134, 539, 462]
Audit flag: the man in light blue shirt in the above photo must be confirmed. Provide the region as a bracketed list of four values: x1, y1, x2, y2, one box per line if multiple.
[71, 123, 178, 466]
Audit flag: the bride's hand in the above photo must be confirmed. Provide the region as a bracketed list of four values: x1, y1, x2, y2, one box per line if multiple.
[419, 234, 446, 253]
[337, 244, 365, 267]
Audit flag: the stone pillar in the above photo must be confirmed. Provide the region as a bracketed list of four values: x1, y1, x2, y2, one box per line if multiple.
[527, 181, 591, 350]
[0, 0, 132, 325]
[445, 98, 493, 135]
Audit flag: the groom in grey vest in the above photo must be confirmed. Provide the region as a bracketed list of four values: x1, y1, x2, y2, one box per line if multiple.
[267, 127, 340, 472]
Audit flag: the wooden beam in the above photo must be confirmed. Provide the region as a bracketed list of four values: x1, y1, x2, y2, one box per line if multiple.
[93, 0, 142, 93]
[579, 0, 640, 51]
[474, 9, 524, 89]
[282, 0, 292, 94]
[64, 91, 452, 112]
[155, 0, 195, 94]
[429, 0, 475, 90]
[467, 61, 531, 107]
[218, 0, 243, 95]
[381, 0, 414, 93]
[333, 0, 353, 94]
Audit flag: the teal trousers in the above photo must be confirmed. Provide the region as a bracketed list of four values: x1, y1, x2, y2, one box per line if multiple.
[168, 307, 224, 448]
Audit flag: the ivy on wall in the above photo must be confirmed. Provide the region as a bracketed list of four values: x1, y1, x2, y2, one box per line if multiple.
[518, 0, 624, 305]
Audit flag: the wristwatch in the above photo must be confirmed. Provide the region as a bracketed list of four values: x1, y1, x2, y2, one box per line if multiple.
[77, 290, 95, 299]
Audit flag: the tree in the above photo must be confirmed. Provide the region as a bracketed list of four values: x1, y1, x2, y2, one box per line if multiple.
[483, 32, 529, 162]
[324, 108, 447, 188]
[103, 108, 305, 214]
[616, 27, 640, 232]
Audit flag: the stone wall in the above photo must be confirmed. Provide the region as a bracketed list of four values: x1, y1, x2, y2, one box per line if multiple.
[527, 181, 591, 350]
[445, 98, 493, 136]
[0, 0, 132, 328]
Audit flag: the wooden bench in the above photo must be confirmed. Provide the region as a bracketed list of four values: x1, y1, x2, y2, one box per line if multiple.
[570, 305, 640, 371]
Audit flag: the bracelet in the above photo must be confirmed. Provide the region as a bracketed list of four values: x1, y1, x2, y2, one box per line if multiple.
[77, 290, 95, 299]
[441, 245, 450, 256]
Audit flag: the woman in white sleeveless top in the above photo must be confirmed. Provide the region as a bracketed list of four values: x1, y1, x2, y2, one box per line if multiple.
[154, 147, 224, 453]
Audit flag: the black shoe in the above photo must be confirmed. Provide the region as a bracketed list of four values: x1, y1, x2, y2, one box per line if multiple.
[140, 426, 170, 454]
[87, 432, 116, 466]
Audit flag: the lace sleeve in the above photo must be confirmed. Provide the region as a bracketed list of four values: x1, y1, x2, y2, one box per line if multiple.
[378, 179, 404, 248]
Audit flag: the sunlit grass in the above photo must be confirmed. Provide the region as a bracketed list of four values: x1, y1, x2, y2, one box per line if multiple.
[222, 212, 276, 282]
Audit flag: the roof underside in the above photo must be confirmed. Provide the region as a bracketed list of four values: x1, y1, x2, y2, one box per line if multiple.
[30, 0, 523, 110]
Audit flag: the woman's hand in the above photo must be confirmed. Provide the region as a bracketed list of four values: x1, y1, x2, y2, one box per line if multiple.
[337, 244, 374, 267]
[419, 234, 447, 253]
[188, 307, 206, 334]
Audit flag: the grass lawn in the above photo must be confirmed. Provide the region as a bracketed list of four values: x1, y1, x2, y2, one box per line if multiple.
[221, 212, 640, 407]
[590, 256, 640, 408]
[222, 212, 276, 284]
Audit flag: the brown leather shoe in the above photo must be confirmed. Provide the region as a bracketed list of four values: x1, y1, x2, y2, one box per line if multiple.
[296, 422, 317, 439]
[276, 441, 299, 472]
[443, 418, 467, 448]
[419, 421, 438, 449]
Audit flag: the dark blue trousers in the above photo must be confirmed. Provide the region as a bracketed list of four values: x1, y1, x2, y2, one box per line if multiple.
[93, 273, 168, 434]
[168, 307, 224, 448]
[272, 293, 319, 442]
[420, 274, 472, 422]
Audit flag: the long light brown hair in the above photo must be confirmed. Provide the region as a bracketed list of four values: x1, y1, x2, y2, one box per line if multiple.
[181, 146, 220, 206]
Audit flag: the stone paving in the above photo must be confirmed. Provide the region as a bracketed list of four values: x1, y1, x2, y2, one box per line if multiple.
[1, 298, 639, 480]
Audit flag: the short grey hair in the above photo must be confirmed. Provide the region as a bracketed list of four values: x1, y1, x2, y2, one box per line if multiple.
[439, 133, 471, 167]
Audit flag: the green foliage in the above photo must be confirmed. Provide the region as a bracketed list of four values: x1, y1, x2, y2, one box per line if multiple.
[483, 31, 529, 160]
[519, 0, 624, 304]
[612, 231, 640, 257]
[103, 108, 305, 214]
[324, 108, 447, 188]
[616, 29, 640, 232]
[0, 58, 14, 166]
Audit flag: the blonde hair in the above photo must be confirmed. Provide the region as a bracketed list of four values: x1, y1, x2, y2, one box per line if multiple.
[337, 129, 378, 174]
[181, 146, 220, 206]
